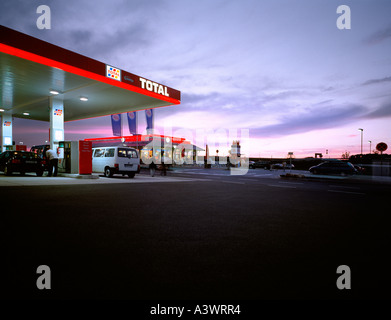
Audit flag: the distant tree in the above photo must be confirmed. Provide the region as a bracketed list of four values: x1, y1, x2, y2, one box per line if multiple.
[341, 151, 350, 159]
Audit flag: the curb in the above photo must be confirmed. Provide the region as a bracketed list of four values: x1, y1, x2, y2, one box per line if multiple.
[280, 173, 391, 185]
[57, 173, 100, 179]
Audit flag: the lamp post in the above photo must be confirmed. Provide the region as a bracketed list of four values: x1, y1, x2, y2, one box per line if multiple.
[358, 128, 363, 155]
[287, 152, 293, 172]
[368, 140, 372, 154]
[165, 137, 172, 165]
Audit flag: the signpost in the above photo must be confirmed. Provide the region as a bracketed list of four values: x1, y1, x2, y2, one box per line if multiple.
[376, 142, 388, 153]
[376, 142, 388, 176]
[288, 152, 294, 172]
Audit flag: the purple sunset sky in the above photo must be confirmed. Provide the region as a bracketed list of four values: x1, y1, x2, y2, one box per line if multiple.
[1, 0, 391, 157]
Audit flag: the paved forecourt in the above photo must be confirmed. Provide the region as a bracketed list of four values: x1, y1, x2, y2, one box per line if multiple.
[0, 173, 207, 187]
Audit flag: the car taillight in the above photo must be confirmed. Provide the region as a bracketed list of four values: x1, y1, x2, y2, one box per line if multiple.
[114, 163, 119, 169]
[11, 159, 21, 164]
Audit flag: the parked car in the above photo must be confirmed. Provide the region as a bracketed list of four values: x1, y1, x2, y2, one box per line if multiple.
[309, 161, 357, 175]
[30, 144, 50, 171]
[353, 164, 366, 174]
[251, 161, 271, 169]
[271, 163, 284, 169]
[0, 151, 44, 176]
[271, 163, 295, 170]
[92, 146, 140, 178]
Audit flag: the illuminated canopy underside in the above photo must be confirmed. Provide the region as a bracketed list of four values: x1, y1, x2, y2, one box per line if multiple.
[0, 25, 181, 122]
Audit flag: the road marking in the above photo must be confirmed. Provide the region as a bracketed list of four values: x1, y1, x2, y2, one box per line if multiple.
[328, 185, 360, 189]
[224, 181, 246, 185]
[267, 184, 297, 188]
[279, 181, 303, 185]
[327, 189, 365, 195]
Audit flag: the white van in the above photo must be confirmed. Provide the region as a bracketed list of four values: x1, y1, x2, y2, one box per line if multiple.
[92, 146, 140, 178]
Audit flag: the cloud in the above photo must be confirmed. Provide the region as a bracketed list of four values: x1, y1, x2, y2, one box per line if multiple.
[364, 103, 391, 119]
[0, 0, 160, 66]
[249, 104, 366, 138]
[0, 0, 37, 27]
[362, 76, 391, 86]
[364, 25, 391, 45]
[63, 23, 153, 61]
[247, 101, 391, 139]
[181, 92, 221, 106]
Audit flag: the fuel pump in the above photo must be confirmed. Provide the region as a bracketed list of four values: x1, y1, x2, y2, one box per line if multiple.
[58, 141, 79, 174]
[57, 140, 92, 175]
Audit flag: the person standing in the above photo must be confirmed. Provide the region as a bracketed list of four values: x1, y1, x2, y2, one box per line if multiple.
[149, 161, 156, 177]
[46, 146, 58, 177]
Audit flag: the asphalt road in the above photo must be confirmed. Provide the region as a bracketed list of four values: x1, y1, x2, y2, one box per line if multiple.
[2, 168, 390, 300]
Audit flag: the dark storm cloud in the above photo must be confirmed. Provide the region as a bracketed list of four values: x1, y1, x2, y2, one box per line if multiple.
[364, 25, 391, 45]
[250, 104, 366, 138]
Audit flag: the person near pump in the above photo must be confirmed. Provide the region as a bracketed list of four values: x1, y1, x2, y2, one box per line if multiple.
[149, 160, 156, 177]
[46, 146, 59, 177]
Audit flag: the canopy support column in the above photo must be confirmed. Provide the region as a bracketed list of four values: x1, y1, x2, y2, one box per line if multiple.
[49, 96, 64, 150]
[1, 111, 13, 152]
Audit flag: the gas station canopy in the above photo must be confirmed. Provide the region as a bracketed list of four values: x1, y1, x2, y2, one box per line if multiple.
[0, 25, 181, 121]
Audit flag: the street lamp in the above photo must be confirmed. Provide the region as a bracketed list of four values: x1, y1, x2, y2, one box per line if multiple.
[358, 128, 363, 155]
[368, 140, 372, 154]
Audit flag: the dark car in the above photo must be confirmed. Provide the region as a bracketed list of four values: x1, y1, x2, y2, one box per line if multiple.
[309, 161, 357, 175]
[353, 164, 366, 174]
[271, 163, 294, 170]
[285, 163, 295, 169]
[0, 151, 44, 176]
[251, 161, 271, 169]
[30, 144, 50, 171]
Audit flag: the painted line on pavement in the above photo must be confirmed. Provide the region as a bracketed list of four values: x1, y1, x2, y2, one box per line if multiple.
[327, 189, 365, 195]
[279, 181, 303, 185]
[328, 185, 360, 189]
[267, 184, 297, 189]
[223, 181, 246, 185]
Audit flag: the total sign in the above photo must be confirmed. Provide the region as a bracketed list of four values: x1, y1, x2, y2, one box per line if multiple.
[139, 77, 169, 97]
[106, 65, 121, 81]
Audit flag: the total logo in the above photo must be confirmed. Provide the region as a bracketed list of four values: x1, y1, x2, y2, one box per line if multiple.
[139, 77, 169, 97]
[112, 114, 121, 121]
[106, 65, 121, 81]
